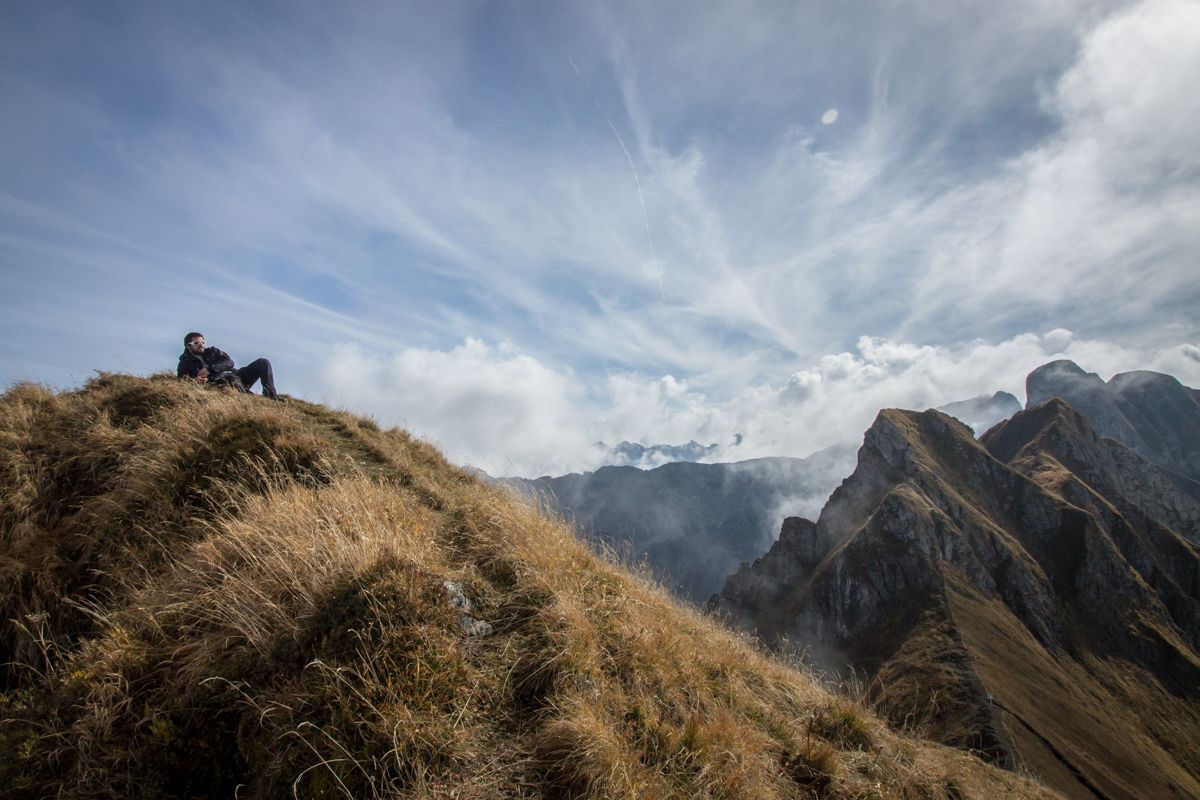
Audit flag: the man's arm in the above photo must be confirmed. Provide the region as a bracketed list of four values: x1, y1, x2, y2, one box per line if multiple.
[205, 347, 235, 373]
[178, 355, 200, 379]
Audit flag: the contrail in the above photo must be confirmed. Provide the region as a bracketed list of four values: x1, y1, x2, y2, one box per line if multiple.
[569, 55, 665, 302]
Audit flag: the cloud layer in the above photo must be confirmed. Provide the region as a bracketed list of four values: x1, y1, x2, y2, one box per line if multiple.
[313, 329, 1200, 476]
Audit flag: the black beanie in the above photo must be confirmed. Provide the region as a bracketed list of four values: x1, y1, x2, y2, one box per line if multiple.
[185, 331, 204, 345]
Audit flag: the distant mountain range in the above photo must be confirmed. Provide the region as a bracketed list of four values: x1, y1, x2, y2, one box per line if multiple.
[507, 390, 1024, 605]
[713, 364, 1200, 800]
[595, 439, 722, 469]
[593, 386, 1025, 471]
[504, 444, 856, 603]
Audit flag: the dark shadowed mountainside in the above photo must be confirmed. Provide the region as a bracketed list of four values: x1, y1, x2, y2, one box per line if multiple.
[714, 399, 1200, 800]
[936, 390, 1021, 434]
[505, 446, 857, 604]
[1026, 359, 1200, 481]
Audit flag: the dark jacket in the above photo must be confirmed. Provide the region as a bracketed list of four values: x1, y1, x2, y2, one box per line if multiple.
[177, 346, 236, 380]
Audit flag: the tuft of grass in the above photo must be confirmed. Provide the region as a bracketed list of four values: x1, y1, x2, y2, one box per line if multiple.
[811, 704, 875, 751]
[0, 375, 1059, 799]
[782, 739, 838, 794]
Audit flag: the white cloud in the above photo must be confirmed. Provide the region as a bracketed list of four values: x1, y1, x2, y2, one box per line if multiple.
[1147, 343, 1200, 387]
[315, 331, 1196, 478]
[314, 339, 594, 478]
[907, 0, 1200, 333]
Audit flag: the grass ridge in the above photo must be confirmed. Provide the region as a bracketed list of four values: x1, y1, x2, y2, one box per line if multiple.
[0, 374, 1057, 799]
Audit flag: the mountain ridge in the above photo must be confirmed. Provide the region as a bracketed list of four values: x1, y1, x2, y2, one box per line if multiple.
[715, 397, 1200, 800]
[1026, 359, 1200, 480]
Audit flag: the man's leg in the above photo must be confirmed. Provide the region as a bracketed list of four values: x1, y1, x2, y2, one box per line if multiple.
[236, 358, 278, 398]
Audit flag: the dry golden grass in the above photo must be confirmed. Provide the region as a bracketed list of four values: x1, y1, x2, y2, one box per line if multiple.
[0, 374, 1059, 799]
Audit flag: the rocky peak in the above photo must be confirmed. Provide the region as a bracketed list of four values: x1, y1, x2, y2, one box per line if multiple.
[1109, 368, 1187, 392]
[719, 406, 1051, 644]
[714, 393, 1200, 799]
[984, 398, 1200, 545]
[1025, 359, 1100, 402]
[982, 397, 1093, 465]
[832, 408, 1019, 536]
[1022, 360, 1200, 480]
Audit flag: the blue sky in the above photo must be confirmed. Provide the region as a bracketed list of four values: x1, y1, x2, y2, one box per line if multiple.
[2, 0, 1198, 475]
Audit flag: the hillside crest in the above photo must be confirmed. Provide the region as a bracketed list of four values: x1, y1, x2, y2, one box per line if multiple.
[0, 374, 1052, 799]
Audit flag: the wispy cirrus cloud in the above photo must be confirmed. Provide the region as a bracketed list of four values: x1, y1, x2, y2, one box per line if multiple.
[1, 0, 1196, 475]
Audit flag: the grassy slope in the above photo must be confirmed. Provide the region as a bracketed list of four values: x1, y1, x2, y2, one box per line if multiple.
[0, 374, 1057, 799]
[944, 569, 1200, 800]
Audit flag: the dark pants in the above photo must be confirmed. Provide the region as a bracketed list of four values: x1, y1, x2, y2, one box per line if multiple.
[236, 358, 277, 397]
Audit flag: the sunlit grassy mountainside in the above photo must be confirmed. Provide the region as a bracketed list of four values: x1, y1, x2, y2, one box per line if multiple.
[0, 374, 1057, 799]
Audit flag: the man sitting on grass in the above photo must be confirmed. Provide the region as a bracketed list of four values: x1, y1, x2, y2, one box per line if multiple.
[176, 331, 282, 401]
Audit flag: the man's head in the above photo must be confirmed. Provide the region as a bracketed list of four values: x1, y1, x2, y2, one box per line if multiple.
[185, 332, 205, 354]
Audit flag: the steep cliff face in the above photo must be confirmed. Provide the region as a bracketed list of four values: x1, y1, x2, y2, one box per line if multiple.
[719, 409, 1060, 652]
[715, 401, 1200, 800]
[1026, 359, 1200, 481]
